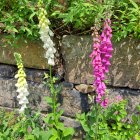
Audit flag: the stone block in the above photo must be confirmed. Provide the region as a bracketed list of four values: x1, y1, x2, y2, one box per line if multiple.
[61, 35, 93, 84]
[0, 79, 89, 118]
[108, 88, 140, 114]
[61, 35, 140, 89]
[0, 64, 17, 78]
[0, 35, 59, 69]
[0, 64, 47, 83]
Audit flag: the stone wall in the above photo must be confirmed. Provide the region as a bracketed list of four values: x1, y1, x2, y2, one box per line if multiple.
[61, 36, 140, 89]
[0, 35, 140, 129]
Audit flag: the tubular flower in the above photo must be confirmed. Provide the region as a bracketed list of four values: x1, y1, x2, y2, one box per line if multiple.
[14, 53, 29, 113]
[90, 19, 113, 108]
[90, 27, 106, 106]
[38, 7, 56, 66]
[100, 19, 113, 73]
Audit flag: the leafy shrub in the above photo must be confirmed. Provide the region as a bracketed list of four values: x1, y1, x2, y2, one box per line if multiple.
[0, 109, 43, 140]
[77, 98, 140, 140]
[0, 0, 140, 43]
[112, 0, 140, 41]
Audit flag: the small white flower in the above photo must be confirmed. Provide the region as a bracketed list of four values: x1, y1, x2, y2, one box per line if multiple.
[19, 97, 29, 105]
[19, 104, 27, 113]
[48, 29, 54, 36]
[44, 52, 54, 59]
[48, 58, 55, 66]
[43, 43, 50, 49]
[15, 74, 19, 79]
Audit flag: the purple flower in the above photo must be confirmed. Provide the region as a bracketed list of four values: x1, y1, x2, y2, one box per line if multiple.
[90, 19, 113, 108]
[90, 27, 105, 105]
[100, 19, 113, 74]
[101, 98, 108, 108]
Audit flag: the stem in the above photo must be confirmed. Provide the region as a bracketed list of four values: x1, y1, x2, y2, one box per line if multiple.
[49, 66, 57, 123]
[95, 96, 99, 140]
[49, 66, 61, 139]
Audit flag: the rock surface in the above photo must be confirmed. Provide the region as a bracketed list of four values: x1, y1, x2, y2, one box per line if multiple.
[0, 78, 89, 118]
[61, 35, 140, 89]
[61, 35, 93, 84]
[0, 64, 47, 83]
[0, 64, 17, 78]
[75, 84, 95, 93]
[108, 87, 140, 114]
[0, 63, 140, 130]
[0, 35, 59, 69]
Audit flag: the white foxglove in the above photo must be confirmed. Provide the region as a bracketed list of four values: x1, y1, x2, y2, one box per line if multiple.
[14, 53, 29, 113]
[38, 7, 56, 66]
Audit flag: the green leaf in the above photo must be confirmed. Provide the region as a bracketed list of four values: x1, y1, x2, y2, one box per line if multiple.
[43, 113, 54, 124]
[11, 28, 18, 33]
[51, 11, 61, 17]
[82, 124, 90, 132]
[116, 115, 122, 121]
[50, 135, 58, 140]
[25, 134, 35, 140]
[129, 0, 139, 9]
[25, 27, 32, 35]
[40, 130, 52, 140]
[32, 127, 40, 138]
[89, 130, 94, 137]
[63, 127, 74, 137]
[50, 129, 59, 140]
[45, 97, 53, 105]
[126, 124, 131, 129]
[112, 124, 117, 130]
[29, 12, 36, 21]
[135, 134, 140, 140]
[55, 110, 63, 120]
[57, 122, 65, 131]
[83, 3, 93, 7]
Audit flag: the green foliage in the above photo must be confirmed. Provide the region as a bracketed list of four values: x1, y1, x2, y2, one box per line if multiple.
[0, 53, 74, 139]
[77, 99, 140, 140]
[0, 109, 14, 140]
[0, 109, 43, 140]
[0, 0, 39, 47]
[42, 67, 75, 140]
[112, 0, 140, 41]
[11, 111, 43, 140]
[105, 102, 140, 139]
[0, 0, 140, 44]
[0, 0, 38, 37]
[54, 0, 114, 30]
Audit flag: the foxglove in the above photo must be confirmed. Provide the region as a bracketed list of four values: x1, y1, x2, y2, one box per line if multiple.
[90, 19, 113, 108]
[100, 19, 113, 73]
[38, 7, 56, 66]
[90, 27, 106, 106]
[14, 53, 29, 113]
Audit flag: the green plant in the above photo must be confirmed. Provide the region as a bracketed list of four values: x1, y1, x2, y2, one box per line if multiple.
[77, 97, 140, 140]
[0, 0, 140, 44]
[106, 101, 140, 139]
[0, 0, 39, 47]
[0, 109, 15, 140]
[11, 111, 43, 140]
[76, 102, 111, 140]
[0, 109, 43, 140]
[112, 0, 140, 41]
[40, 67, 75, 140]
[55, 0, 114, 30]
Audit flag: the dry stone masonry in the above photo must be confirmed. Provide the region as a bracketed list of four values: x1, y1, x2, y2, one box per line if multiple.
[0, 35, 140, 128]
[61, 35, 140, 89]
